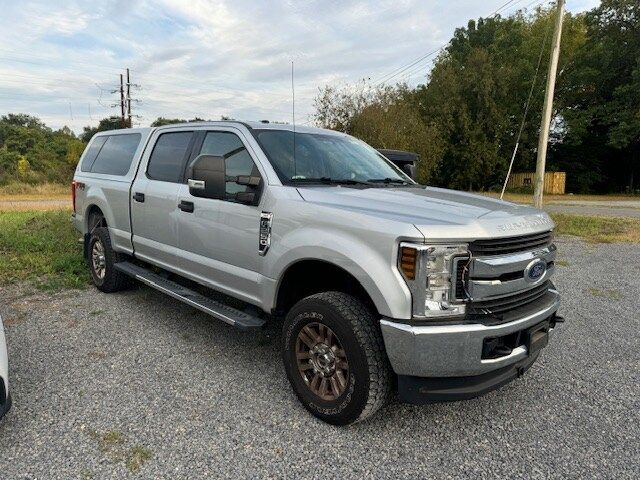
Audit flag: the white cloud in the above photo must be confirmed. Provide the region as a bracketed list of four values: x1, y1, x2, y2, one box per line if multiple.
[0, 0, 601, 132]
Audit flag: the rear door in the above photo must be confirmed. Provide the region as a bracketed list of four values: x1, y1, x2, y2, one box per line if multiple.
[131, 128, 196, 270]
[175, 128, 265, 304]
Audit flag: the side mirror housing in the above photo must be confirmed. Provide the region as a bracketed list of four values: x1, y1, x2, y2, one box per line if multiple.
[187, 154, 226, 199]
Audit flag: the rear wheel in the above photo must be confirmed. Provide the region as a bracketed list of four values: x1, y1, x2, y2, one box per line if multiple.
[88, 227, 129, 293]
[282, 291, 392, 425]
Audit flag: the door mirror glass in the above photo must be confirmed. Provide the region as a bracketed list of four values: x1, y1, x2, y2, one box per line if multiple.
[187, 154, 226, 199]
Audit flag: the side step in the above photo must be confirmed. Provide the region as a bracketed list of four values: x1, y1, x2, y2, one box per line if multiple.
[114, 262, 265, 330]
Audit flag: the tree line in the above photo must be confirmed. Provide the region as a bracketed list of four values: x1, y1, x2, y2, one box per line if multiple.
[1, 1, 636, 193]
[314, 0, 639, 193]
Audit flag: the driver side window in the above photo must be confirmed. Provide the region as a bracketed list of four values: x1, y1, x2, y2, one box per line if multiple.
[199, 132, 260, 197]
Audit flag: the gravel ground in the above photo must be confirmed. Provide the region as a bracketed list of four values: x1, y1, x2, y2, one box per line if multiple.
[0, 237, 638, 479]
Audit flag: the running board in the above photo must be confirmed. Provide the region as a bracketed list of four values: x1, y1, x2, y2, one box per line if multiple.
[114, 262, 265, 330]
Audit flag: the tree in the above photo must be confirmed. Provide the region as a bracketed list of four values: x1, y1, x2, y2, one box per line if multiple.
[558, 0, 640, 192]
[150, 117, 206, 127]
[80, 116, 127, 142]
[0, 114, 83, 185]
[416, 8, 586, 190]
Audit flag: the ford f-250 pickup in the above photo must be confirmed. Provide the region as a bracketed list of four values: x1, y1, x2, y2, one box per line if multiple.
[72, 121, 562, 425]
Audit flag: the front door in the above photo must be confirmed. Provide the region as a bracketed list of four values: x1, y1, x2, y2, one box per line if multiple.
[176, 129, 264, 305]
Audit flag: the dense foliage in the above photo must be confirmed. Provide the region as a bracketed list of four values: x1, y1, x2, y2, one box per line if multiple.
[1, 2, 636, 193]
[0, 114, 85, 185]
[314, 1, 639, 193]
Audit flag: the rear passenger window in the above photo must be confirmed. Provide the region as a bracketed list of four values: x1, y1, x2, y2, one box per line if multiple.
[89, 134, 141, 175]
[80, 136, 107, 172]
[147, 132, 194, 183]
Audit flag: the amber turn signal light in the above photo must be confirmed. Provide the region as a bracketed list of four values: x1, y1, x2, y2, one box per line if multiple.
[399, 247, 417, 280]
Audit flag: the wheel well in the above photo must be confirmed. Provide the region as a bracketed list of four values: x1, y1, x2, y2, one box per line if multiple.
[275, 260, 377, 316]
[86, 205, 107, 231]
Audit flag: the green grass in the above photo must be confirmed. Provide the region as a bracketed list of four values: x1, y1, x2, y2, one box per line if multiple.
[126, 446, 153, 473]
[0, 209, 88, 289]
[550, 213, 640, 243]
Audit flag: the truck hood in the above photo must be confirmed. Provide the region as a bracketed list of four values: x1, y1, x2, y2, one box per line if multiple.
[296, 185, 554, 241]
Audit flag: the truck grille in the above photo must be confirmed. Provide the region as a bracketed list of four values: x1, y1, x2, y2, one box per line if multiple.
[469, 231, 553, 256]
[467, 281, 551, 316]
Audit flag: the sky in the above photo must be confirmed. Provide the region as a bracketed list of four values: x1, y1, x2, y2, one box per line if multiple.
[0, 0, 600, 133]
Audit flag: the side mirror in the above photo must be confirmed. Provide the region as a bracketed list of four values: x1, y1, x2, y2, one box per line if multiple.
[187, 154, 225, 199]
[402, 163, 417, 180]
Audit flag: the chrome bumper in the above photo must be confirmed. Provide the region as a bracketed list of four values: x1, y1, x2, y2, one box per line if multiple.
[380, 291, 560, 377]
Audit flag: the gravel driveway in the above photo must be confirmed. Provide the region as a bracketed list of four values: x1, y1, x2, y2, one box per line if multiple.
[0, 238, 638, 479]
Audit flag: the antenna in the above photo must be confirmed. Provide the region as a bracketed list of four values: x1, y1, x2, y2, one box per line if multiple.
[291, 60, 297, 179]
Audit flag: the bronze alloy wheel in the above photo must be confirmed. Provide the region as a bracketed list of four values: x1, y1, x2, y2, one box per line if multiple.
[296, 322, 349, 401]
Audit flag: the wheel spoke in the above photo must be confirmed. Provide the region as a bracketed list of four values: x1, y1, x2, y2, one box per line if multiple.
[333, 347, 346, 359]
[298, 330, 315, 348]
[319, 378, 328, 397]
[296, 351, 311, 360]
[310, 373, 321, 392]
[303, 325, 320, 343]
[335, 369, 347, 389]
[329, 376, 341, 396]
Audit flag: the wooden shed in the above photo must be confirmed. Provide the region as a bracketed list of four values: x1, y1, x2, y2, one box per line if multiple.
[506, 172, 566, 194]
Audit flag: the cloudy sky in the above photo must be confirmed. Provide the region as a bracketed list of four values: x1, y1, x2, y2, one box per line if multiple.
[0, 0, 599, 132]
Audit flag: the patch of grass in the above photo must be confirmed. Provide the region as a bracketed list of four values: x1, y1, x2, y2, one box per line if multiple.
[0, 182, 68, 199]
[126, 446, 153, 473]
[550, 213, 640, 243]
[101, 431, 125, 447]
[588, 288, 622, 300]
[480, 192, 639, 205]
[555, 259, 570, 267]
[0, 209, 88, 289]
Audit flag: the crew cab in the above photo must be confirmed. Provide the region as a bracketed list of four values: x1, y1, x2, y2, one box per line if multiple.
[72, 121, 562, 425]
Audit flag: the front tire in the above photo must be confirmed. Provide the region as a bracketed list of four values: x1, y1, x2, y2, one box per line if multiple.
[282, 292, 392, 425]
[88, 227, 129, 293]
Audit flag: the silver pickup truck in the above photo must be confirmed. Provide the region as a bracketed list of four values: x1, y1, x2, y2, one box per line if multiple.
[72, 121, 561, 425]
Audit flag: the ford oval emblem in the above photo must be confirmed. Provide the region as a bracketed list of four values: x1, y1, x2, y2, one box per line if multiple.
[525, 259, 547, 283]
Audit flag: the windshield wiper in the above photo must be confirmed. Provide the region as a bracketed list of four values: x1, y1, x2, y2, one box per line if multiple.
[290, 177, 374, 186]
[366, 177, 409, 185]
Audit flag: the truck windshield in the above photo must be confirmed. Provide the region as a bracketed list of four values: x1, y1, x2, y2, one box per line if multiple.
[253, 129, 412, 185]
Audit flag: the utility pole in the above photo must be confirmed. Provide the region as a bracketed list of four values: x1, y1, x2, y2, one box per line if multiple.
[119, 73, 126, 129]
[126, 68, 132, 128]
[534, 0, 565, 208]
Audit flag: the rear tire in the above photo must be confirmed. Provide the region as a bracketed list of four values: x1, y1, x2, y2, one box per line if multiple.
[282, 291, 392, 425]
[88, 227, 129, 293]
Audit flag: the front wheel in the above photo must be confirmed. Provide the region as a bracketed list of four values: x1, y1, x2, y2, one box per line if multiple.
[282, 292, 392, 425]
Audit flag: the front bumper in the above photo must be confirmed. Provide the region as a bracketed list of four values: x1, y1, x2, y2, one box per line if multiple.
[380, 290, 560, 379]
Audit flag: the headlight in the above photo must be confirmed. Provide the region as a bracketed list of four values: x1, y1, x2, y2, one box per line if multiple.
[398, 243, 468, 319]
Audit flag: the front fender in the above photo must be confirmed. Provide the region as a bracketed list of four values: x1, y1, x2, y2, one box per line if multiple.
[264, 227, 414, 319]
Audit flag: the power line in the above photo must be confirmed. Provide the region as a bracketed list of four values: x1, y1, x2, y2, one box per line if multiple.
[373, 0, 538, 87]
